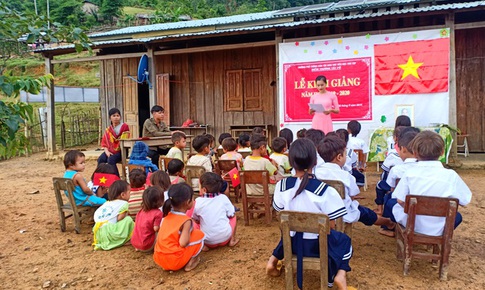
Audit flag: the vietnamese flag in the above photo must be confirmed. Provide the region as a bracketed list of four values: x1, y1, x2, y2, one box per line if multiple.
[228, 167, 240, 188]
[93, 173, 120, 187]
[374, 38, 449, 95]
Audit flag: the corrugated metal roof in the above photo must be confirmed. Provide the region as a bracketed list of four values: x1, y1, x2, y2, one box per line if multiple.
[36, 38, 146, 51]
[90, 11, 276, 38]
[278, 1, 485, 26]
[37, 1, 485, 53]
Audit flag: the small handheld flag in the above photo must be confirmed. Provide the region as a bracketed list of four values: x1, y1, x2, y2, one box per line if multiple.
[228, 167, 240, 188]
[93, 173, 120, 187]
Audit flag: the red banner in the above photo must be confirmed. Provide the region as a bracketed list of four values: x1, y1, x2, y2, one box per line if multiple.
[283, 58, 372, 122]
[374, 38, 449, 95]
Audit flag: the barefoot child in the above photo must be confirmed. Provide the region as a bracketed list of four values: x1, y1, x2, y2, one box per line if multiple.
[131, 186, 164, 252]
[192, 172, 239, 250]
[92, 180, 135, 250]
[266, 139, 352, 290]
[63, 150, 107, 206]
[153, 183, 205, 272]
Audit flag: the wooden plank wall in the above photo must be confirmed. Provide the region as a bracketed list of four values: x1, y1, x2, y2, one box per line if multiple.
[456, 28, 485, 152]
[154, 46, 277, 141]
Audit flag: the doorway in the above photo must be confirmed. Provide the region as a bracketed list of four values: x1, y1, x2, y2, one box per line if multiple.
[138, 83, 150, 138]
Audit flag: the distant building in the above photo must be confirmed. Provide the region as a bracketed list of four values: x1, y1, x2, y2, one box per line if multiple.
[82, 0, 99, 15]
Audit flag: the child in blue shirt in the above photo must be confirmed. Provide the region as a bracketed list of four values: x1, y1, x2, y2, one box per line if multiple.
[129, 141, 159, 175]
[63, 150, 106, 206]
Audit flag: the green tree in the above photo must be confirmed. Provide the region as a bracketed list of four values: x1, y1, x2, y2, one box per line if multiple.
[99, 0, 124, 23]
[0, 3, 91, 157]
[50, 0, 85, 27]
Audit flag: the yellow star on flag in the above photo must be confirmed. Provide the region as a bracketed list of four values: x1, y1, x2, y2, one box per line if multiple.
[233, 174, 238, 180]
[398, 55, 423, 80]
[99, 176, 107, 184]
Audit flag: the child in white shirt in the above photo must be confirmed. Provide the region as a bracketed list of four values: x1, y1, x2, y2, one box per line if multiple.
[304, 129, 326, 174]
[375, 128, 419, 215]
[186, 135, 213, 189]
[266, 138, 352, 289]
[237, 133, 251, 152]
[217, 133, 232, 150]
[315, 135, 394, 228]
[269, 137, 291, 176]
[386, 115, 412, 156]
[383, 131, 472, 237]
[346, 121, 368, 186]
[335, 129, 357, 174]
[192, 172, 239, 249]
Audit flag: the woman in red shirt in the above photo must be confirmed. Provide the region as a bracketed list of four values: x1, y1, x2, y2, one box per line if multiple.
[97, 108, 130, 177]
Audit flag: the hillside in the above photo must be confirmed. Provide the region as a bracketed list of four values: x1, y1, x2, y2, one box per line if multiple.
[5, 53, 100, 88]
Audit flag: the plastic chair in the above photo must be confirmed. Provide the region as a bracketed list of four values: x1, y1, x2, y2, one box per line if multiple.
[456, 134, 470, 157]
[395, 195, 459, 281]
[52, 177, 98, 234]
[240, 170, 272, 225]
[280, 210, 330, 290]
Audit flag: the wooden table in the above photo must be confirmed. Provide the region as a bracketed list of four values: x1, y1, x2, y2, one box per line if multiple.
[119, 135, 193, 180]
[170, 125, 209, 135]
[230, 124, 273, 142]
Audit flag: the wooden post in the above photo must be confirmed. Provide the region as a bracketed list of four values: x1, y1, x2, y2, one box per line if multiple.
[275, 31, 282, 131]
[44, 54, 57, 158]
[447, 13, 458, 159]
[147, 46, 157, 109]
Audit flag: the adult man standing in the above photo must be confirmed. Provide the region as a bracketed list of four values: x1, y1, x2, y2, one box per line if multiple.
[143, 105, 171, 167]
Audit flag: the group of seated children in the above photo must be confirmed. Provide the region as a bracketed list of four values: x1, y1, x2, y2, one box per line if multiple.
[61, 118, 472, 287]
[265, 119, 471, 289]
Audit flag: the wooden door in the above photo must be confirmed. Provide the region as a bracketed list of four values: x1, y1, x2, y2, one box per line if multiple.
[156, 74, 171, 126]
[456, 28, 485, 152]
[122, 76, 139, 138]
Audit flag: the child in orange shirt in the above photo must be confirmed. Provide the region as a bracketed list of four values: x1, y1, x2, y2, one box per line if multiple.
[153, 183, 205, 271]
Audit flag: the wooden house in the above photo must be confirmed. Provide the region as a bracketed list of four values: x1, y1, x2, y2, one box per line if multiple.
[39, 0, 485, 156]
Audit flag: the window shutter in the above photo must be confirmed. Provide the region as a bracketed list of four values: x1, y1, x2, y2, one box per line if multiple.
[156, 74, 170, 126]
[225, 70, 243, 111]
[243, 69, 262, 111]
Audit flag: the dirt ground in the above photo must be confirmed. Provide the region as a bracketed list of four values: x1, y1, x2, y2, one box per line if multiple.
[0, 151, 484, 290]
